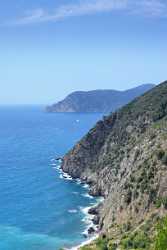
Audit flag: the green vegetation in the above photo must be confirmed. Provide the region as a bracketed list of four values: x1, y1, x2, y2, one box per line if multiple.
[80, 215, 167, 250]
[156, 149, 165, 160]
[81, 246, 92, 250]
[155, 197, 167, 209]
[80, 236, 108, 250]
[154, 216, 167, 250]
[121, 231, 151, 249]
[156, 149, 167, 166]
[95, 237, 108, 250]
[79, 207, 167, 250]
[80, 230, 152, 250]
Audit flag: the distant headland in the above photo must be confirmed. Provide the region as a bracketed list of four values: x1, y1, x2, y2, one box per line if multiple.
[46, 84, 155, 113]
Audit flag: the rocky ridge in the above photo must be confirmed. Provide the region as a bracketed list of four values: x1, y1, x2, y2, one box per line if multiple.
[47, 84, 154, 113]
[61, 81, 167, 248]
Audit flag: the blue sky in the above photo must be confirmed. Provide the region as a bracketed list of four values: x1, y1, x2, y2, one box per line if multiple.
[0, 0, 167, 104]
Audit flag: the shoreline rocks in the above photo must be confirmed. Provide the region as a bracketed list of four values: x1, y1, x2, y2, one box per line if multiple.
[60, 165, 104, 238]
[55, 157, 63, 161]
[88, 206, 99, 215]
[92, 215, 100, 225]
[88, 227, 96, 235]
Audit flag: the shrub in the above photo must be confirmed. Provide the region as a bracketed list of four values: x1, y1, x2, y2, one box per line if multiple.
[156, 150, 165, 160]
[125, 189, 132, 204]
[133, 232, 149, 249]
[149, 189, 157, 203]
[96, 237, 108, 250]
[108, 242, 117, 250]
[155, 197, 167, 209]
[133, 189, 139, 199]
[122, 221, 132, 232]
[140, 180, 148, 194]
[162, 154, 167, 166]
[80, 246, 92, 250]
[121, 231, 150, 249]
[148, 167, 155, 180]
[130, 175, 136, 183]
[121, 237, 133, 249]
[155, 198, 162, 209]
[163, 197, 167, 209]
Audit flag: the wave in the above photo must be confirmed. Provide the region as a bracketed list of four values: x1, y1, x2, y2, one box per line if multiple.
[59, 174, 63, 179]
[68, 209, 78, 214]
[97, 196, 105, 203]
[72, 191, 79, 195]
[83, 184, 89, 189]
[52, 166, 58, 169]
[52, 156, 103, 246]
[76, 179, 81, 185]
[62, 173, 73, 180]
[82, 193, 94, 199]
[80, 206, 92, 217]
[55, 165, 74, 182]
[59, 171, 73, 181]
[79, 206, 96, 237]
[51, 163, 57, 166]
[51, 161, 62, 172]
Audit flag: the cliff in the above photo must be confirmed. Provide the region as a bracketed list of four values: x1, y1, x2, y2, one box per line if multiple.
[61, 81, 167, 249]
[47, 84, 154, 113]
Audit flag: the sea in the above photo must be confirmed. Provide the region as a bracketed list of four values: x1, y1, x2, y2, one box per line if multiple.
[0, 106, 103, 250]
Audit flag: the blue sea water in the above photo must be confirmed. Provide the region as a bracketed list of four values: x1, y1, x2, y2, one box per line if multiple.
[0, 106, 103, 250]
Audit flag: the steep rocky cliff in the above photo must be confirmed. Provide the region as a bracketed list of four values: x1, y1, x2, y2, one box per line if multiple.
[61, 81, 167, 248]
[47, 84, 154, 113]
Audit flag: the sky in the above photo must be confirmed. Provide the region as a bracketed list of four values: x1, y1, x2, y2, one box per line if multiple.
[0, 0, 167, 105]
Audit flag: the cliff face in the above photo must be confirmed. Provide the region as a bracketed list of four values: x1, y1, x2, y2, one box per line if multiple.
[47, 84, 154, 113]
[62, 81, 167, 235]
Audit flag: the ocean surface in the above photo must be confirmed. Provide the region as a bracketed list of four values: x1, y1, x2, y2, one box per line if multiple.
[0, 106, 103, 250]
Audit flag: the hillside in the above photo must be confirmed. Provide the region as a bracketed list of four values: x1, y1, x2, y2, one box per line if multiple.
[47, 84, 154, 113]
[61, 81, 167, 249]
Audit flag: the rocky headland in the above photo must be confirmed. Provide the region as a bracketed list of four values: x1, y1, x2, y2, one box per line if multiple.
[47, 84, 154, 113]
[61, 81, 167, 249]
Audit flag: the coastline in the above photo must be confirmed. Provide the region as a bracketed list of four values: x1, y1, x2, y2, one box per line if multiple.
[53, 159, 104, 249]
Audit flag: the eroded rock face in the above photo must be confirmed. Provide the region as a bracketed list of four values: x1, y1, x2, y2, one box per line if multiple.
[62, 81, 167, 232]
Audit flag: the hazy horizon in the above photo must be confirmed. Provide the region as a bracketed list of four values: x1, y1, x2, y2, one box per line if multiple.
[1, 0, 167, 104]
[0, 83, 156, 106]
